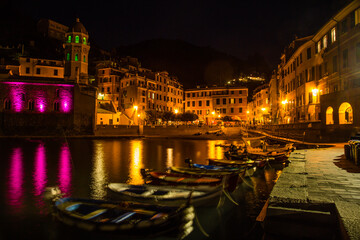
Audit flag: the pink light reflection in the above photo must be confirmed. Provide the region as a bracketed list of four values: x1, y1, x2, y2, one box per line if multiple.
[57, 143, 72, 196]
[33, 144, 47, 212]
[6, 148, 24, 214]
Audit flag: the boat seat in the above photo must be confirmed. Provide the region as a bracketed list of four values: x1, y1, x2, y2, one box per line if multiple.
[111, 212, 136, 223]
[82, 209, 107, 220]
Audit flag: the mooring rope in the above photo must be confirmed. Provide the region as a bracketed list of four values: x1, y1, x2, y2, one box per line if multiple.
[222, 189, 238, 205]
[240, 174, 254, 189]
[194, 209, 210, 238]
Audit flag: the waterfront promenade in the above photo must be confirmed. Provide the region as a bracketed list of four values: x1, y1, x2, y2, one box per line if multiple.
[262, 142, 360, 239]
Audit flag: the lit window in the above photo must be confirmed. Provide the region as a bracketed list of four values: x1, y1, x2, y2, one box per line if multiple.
[83, 37, 86, 44]
[75, 54, 78, 61]
[355, 8, 360, 25]
[83, 55, 86, 62]
[75, 35, 79, 43]
[317, 41, 321, 53]
[323, 35, 327, 49]
[67, 35, 71, 43]
[331, 27, 336, 43]
[66, 53, 70, 61]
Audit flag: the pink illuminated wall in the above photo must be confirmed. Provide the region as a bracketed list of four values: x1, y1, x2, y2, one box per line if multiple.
[57, 143, 72, 196]
[2, 82, 73, 113]
[6, 148, 24, 214]
[33, 144, 48, 212]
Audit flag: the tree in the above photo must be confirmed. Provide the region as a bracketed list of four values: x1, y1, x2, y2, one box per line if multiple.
[221, 116, 233, 122]
[145, 110, 157, 124]
[162, 111, 175, 123]
[180, 111, 198, 122]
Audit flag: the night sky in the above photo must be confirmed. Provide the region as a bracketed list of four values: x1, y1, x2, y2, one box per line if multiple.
[5, 0, 351, 67]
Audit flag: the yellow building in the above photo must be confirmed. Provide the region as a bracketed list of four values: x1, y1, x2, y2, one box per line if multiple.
[185, 86, 248, 124]
[96, 58, 184, 125]
[247, 84, 270, 125]
[6, 57, 64, 79]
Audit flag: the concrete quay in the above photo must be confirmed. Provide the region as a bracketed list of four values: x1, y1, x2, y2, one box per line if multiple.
[262, 143, 360, 240]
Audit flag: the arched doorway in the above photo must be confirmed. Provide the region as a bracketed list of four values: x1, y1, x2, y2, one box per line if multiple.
[339, 102, 353, 124]
[326, 107, 334, 125]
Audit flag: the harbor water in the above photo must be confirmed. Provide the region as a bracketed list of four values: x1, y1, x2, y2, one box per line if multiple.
[0, 138, 284, 240]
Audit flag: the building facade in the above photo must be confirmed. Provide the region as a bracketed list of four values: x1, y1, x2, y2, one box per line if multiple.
[184, 86, 248, 124]
[270, 0, 360, 140]
[96, 58, 184, 125]
[0, 18, 97, 136]
[247, 84, 270, 125]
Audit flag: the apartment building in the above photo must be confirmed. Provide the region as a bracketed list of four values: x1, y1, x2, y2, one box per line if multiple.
[247, 84, 270, 125]
[269, 0, 360, 139]
[96, 58, 184, 125]
[185, 86, 248, 124]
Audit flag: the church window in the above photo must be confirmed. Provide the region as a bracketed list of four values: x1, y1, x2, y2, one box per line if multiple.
[83, 37, 86, 44]
[67, 35, 72, 43]
[75, 54, 79, 61]
[75, 35, 79, 43]
[83, 55, 86, 62]
[66, 53, 70, 61]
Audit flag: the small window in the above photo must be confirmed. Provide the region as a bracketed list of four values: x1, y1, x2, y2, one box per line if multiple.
[75, 54, 79, 61]
[26, 67, 30, 74]
[56, 89, 60, 97]
[75, 35, 79, 43]
[54, 102, 60, 111]
[4, 99, 11, 110]
[67, 35, 72, 43]
[331, 27, 336, 43]
[307, 47, 311, 59]
[28, 100, 34, 111]
[66, 53, 70, 61]
[54, 69, 58, 76]
[83, 55, 86, 62]
[83, 37, 86, 45]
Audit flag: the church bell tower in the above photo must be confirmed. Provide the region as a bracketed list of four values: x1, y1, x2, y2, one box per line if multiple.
[64, 18, 90, 85]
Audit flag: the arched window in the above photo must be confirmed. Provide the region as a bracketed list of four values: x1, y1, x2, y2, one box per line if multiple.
[75, 35, 79, 43]
[67, 35, 72, 43]
[83, 37, 86, 45]
[339, 102, 353, 124]
[66, 53, 70, 61]
[75, 53, 79, 61]
[4, 98, 11, 110]
[83, 55, 86, 62]
[28, 100, 34, 111]
[54, 101, 60, 112]
[326, 106, 333, 125]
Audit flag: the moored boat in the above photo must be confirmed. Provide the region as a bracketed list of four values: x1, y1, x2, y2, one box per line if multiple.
[107, 183, 224, 207]
[52, 197, 194, 238]
[141, 170, 223, 186]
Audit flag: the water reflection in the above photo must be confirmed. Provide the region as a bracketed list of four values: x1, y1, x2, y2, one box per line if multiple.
[207, 141, 225, 160]
[33, 144, 47, 212]
[6, 147, 24, 214]
[127, 140, 144, 185]
[166, 148, 174, 167]
[58, 143, 73, 197]
[91, 142, 107, 199]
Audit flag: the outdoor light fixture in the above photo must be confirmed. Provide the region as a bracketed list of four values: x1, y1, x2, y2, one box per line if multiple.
[174, 109, 178, 114]
[98, 93, 104, 99]
[212, 111, 215, 115]
[261, 108, 266, 111]
[281, 99, 288, 105]
[133, 105, 138, 110]
[246, 111, 250, 114]
[312, 88, 319, 96]
[137, 114, 140, 117]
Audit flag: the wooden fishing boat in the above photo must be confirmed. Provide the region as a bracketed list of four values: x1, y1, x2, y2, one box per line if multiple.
[208, 158, 262, 168]
[141, 170, 222, 186]
[107, 183, 224, 207]
[52, 197, 194, 238]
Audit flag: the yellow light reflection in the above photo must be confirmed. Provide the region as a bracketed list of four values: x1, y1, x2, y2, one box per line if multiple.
[127, 140, 144, 185]
[91, 142, 108, 199]
[208, 141, 216, 159]
[166, 148, 174, 168]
